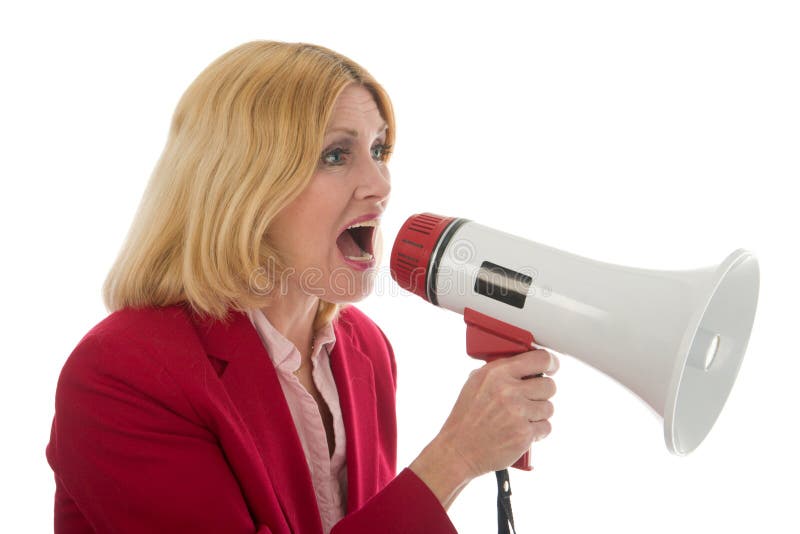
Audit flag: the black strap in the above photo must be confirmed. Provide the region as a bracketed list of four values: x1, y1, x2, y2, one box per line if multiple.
[495, 469, 517, 534]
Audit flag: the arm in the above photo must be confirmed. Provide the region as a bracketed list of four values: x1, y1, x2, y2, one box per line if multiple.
[325, 317, 458, 533]
[331, 468, 457, 533]
[357, 316, 555, 526]
[341, 318, 556, 527]
[409, 349, 559, 510]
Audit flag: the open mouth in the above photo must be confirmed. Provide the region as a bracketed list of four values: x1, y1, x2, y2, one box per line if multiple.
[336, 220, 376, 262]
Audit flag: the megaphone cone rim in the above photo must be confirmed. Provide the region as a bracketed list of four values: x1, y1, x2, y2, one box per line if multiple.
[664, 248, 760, 455]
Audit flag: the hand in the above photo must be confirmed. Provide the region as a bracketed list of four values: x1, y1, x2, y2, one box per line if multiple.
[410, 349, 558, 508]
[439, 349, 558, 477]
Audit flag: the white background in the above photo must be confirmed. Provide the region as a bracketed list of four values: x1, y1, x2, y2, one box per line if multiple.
[2, 1, 798, 532]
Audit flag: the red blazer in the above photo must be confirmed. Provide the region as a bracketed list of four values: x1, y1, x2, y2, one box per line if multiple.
[46, 304, 456, 533]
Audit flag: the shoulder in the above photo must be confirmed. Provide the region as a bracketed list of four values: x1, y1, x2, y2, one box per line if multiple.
[57, 305, 205, 410]
[74, 304, 202, 361]
[82, 304, 197, 347]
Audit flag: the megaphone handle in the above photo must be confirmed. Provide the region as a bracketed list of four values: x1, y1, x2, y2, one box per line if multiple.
[464, 307, 538, 472]
[512, 450, 532, 471]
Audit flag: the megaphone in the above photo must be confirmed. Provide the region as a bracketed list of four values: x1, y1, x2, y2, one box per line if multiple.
[390, 213, 760, 465]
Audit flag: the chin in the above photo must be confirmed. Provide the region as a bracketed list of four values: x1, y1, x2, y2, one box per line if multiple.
[322, 269, 378, 304]
[326, 293, 369, 306]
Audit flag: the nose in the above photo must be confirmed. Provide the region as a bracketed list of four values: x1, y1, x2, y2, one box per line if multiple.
[354, 156, 391, 208]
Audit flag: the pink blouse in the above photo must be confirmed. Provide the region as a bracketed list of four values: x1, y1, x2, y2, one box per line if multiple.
[246, 308, 347, 534]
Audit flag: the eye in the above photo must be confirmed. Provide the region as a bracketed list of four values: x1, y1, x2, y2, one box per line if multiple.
[371, 143, 393, 161]
[322, 147, 351, 166]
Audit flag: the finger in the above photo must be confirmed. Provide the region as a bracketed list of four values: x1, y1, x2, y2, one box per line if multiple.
[530, 420, 552, 442]
[504, 349, 557, 379]
[520, 375, 557, 401]
[525, 400, 554, 422]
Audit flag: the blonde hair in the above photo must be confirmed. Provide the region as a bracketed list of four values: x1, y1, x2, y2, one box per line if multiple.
[102, 41, 395, 329]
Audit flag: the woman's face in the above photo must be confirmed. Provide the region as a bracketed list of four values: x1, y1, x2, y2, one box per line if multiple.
[268, 83, 391, 303]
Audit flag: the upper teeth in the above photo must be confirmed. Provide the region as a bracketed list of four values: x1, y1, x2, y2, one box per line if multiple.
[348, 219, 378, 229]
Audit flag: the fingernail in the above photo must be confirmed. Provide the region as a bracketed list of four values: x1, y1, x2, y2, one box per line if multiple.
[547, 354, 559, 374]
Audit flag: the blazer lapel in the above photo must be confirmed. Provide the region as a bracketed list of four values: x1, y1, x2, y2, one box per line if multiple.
[189, 309, 323, 534]
[329, 318, 379, 513]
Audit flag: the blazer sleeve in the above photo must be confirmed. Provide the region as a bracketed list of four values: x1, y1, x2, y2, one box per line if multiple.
[332, 469, 457, 533]
[331, 315, 458, 534]
[47, 333, 272, 533]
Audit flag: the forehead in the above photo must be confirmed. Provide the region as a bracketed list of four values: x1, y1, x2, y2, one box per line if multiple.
[327, 84, 385, 131]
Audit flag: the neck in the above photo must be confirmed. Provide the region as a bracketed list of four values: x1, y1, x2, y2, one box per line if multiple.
[259, 289, 320, 355]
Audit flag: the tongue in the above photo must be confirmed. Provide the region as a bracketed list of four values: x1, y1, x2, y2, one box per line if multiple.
[337, 230, 363, 257]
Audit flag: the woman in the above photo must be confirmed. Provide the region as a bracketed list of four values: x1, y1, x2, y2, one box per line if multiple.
[46, 41, 558, 533]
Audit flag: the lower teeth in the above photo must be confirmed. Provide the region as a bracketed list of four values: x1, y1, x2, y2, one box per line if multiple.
[345, 251, 374, 261]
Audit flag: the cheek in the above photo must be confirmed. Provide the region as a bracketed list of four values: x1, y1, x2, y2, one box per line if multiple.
[272, 208, 319, 260]
[300, 210, 338, 261]
[380, 168, 391, 206]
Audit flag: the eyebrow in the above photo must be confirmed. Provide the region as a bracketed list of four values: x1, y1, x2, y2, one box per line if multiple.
[326, 123, 388, 138]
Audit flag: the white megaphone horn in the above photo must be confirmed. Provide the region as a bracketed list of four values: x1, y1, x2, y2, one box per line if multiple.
[390, 213, 760, 459]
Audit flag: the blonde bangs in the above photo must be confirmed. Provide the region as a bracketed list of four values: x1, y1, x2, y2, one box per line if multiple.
[103, 41, 395, 329]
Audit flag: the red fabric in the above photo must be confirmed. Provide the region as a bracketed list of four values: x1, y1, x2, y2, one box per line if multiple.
[46, 304, 456, 533]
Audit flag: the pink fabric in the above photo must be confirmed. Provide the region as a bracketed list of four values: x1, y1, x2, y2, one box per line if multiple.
[246, 309, 347, 534]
